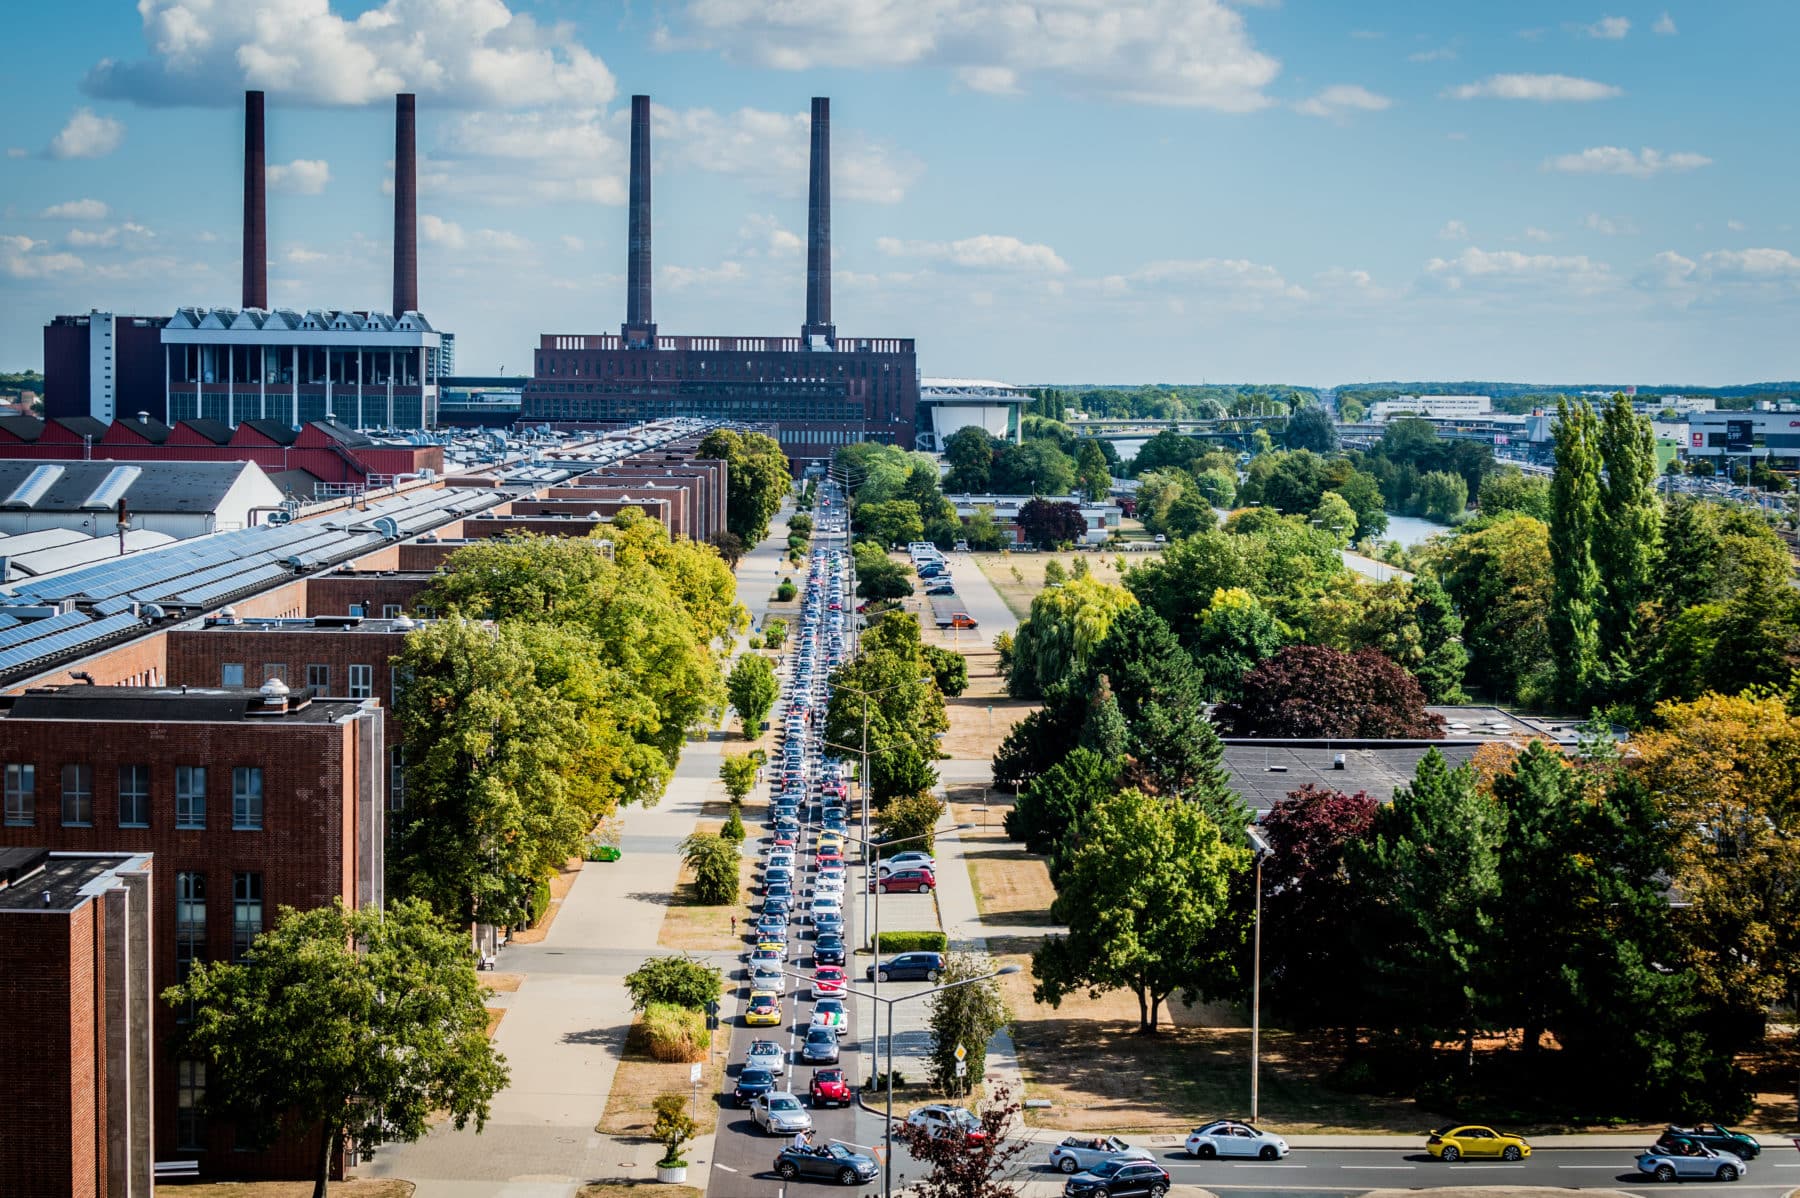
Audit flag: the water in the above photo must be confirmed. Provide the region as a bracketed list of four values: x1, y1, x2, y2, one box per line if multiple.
[1375, 512, 1453, 548]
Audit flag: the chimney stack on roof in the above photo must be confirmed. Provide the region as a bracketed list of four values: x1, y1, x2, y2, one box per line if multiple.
[242, 90, 267, 311]
[623, 94, 655, 347]
[802, 97, 834, 345]
[392, 93, 418, 317]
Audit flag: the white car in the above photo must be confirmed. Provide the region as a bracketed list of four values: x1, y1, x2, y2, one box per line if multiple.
[1186, 1120, 1289, 1160]
[744, 1039, 786, 1077]
[879, 852, 935, 876]
[808, 895, 842, 924]
[813, 874, 846, 897]
[749, 962, 787, 993]
[1049, 1135, 1155, 1174]
[752, 1092, 814, 1136]
[907, 1104, 984, 1140]
[766, 850, 796, 872]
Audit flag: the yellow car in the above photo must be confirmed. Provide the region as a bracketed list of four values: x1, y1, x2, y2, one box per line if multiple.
[755, 939, 786, 955]
[815, 834, 845, 855]
[1426, 1126, 1531, 1162]
[744, 990, 782, 1027]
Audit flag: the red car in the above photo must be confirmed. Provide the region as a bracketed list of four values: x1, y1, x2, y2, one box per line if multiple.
[813, 966, 847, 997]
[810, 1068, 851, 1108]
[815, 850, 844, 870]
[773, 835, 795, 849]
[873, 868, 936, 895]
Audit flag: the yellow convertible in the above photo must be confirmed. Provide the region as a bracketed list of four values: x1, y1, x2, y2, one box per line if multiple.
[1426, 1125, 1531, 1162]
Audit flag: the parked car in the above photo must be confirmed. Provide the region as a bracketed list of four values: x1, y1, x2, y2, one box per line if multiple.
[867, 952, 944, 983]
[906, 1104, 986, 1141]
[744, 1038, 786, 1076]
[809, 1067, 852, 1108]
[751, 1092, 815, 1136]
[773, 1143, 880, 1185]
[1637, 1139, 1748, 1183]
[879, 852, 935, 875]
[1426, 1125, 1532, 1162]
[1062, 1159, 1171, 1197]
[1050, 1135, 1155, 1174]
[1185, 1120, 1289, 1160]
[925, 583, 956, 596]
[1657, 1125, 1761, 1161]
[801, 1025, 841, 1064]
[733, 1067, 776, 1107]
[874, 868, 935, 894]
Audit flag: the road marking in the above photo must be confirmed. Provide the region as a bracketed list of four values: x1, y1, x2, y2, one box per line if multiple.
[1560, 1165, 1622, 1169]
[1455, 1164, 1526, 1169]
[715, 1164, 738, 1173]
[1233, 1163, 1308, 1168]
[1341, 1165, 1415, 1170]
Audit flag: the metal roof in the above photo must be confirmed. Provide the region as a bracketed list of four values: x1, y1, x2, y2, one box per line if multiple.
[0, 459, 269, 514]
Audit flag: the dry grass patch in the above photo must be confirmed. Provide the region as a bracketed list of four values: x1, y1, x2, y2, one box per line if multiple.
[577, 1184, 703, 1198]
[657, 818, 756, 953]
[941, 647, 1037, 763]
[190, 1184, 413, 1198]
[482, 972, 524, 994]
[484, 1007, 505, 1038]
[508, 857, 583, 945]
[597, 1019, 729, 1139]
[969, 551, 1135, 621]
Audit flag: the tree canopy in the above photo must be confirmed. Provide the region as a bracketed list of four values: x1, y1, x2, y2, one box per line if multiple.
[699, 428, 791, 546]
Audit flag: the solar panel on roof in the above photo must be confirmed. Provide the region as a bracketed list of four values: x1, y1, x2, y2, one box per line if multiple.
[0, 612, 144, 674]
[0, 609, 89, 651]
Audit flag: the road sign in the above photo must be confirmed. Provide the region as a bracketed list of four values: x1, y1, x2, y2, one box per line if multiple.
[955, 1060, 967, 1077]
[954, 1044, 967, 1061]
[690, 1062, 703, 1084]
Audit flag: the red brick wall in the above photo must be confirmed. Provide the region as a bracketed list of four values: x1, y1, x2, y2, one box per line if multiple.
[0, 908, 96, 1197]
[10, 629, 171, 692]
[166, 629, 409, 709]
[304, 575, 435, 618]
[0, 716, 363, 1178]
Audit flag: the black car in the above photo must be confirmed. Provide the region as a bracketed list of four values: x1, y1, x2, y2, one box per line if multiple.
[734, 1067, 777, 1107]
[925, 583, 956, 596]
[813, 935, 846, 966]
[802, 1025, 841, 1064]
[774, 1143, 880, 1185]
[1063, 1159, 1171, 1197]
[866, 952, 944, 983]
[1657, 1124, 1761, 1160]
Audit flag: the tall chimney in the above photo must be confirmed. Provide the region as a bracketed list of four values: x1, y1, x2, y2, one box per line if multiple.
[392, 93, 418, 317]
[802, 97, 834, 345]
[623, 94, 654, 346]
[241, 90, 267, 311]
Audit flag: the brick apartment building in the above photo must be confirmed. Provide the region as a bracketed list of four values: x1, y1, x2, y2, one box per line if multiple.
[0, 848, 155, 1198]
[0, 685, 385, 1178]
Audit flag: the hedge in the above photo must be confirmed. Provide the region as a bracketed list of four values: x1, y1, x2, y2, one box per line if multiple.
[873, 931, 948, 953]
[642, 1001, 709, 1062]
[526, 876, 553, 926]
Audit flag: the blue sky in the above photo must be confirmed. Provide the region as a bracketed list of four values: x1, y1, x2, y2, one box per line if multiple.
[2, 0, 1797, 385]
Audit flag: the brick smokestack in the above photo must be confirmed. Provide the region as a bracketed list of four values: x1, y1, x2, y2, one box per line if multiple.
[624, 94, 654, 342]
[241, 90, 267, 310]
[392, 93, 418, 317]
[803, 97, 833, 343]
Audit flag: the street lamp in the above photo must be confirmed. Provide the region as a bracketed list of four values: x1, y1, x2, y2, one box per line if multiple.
[1245, 822, 1272, 1124]
[784, 961, 1021, 1197]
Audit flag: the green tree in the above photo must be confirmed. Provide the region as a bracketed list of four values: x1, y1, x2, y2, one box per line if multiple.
[1410, 574, 1470, 703]
[624, 954, 725, 1011]
[878, 792, 947, 857]
[1034, 790, 1249, 1032]
[651, 1093, 699, 1169]
[1190, 587, 1288, 700]
[927, 953, 1012, 1095]
[1284, 402, 1338, 454]
[1416, 469, 1469, 522]
[1430, 514, 1553, 704]
[1333, 469, 1389, 539]
[1003, 745, 1120, 857]
[992, 438, 1077, 495]
[1165, 487, 1216, 538]
[922, 644, 970, 697]
[699, 428, 791, 546]
[680, 833, 741, 905]
[1310, 489, 1357, 543]
[853, 541, 916, 601]
[1005, 575, 1137, 698]
[1594, 393, 1663, 699]
[1478, 468, 1552, 520]
[1132, 468, 1189, 538]
[718, 754, 758, 804]
[1075, 438, 1112, 501]
[1190, 466, 1237, 510]
[942, 426, 996, 492]
[856, 499, 926, 548]
[165, 898, 508, 1198]
[825, 615, 948, 803]
[962, 504, 1009, 550]
[1351, 751, 1503, 1070]
[726, 653, 779, 737]
[1549, 398, 1605, 708]
[721, 804, 746, 843]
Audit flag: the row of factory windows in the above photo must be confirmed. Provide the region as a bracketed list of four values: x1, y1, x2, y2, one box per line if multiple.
[523, 398, 868, 421]
[537, 353, 902, 381]
[3, 763, 265, 831]
[168, 344, 431, 387]
[167, 391, 432, 427]
[174, 869, 260, 1149]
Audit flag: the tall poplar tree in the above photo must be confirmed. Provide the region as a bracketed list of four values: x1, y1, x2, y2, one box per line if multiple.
[1549, 398, 1604, 708]
[1594, 393, 1662, 699]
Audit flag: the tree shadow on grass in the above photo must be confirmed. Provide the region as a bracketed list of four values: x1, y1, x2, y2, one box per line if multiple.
[562, 1023, 632, 1048]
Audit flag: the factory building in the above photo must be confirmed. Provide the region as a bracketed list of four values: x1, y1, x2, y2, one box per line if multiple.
[524, 96, 919, 471]
[916, 378, 1029, 452]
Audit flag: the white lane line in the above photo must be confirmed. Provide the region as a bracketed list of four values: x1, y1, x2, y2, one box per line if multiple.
[1454, 1164, 1526, 1169]
[1233, 1163, 1308, 1168]
[1560, 1164, 1622, 1169]
[716, 1164, 738, 1173]
[1341, 1165, 1415, 1170]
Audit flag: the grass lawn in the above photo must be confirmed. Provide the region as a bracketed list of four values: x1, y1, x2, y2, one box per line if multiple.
[187, 1184, 413, 1198]
[940, 646, 1037, 761]
[968, 550, 1140, 621]
[657, 818, 755, 953]
[595, 1018, 730, 1139]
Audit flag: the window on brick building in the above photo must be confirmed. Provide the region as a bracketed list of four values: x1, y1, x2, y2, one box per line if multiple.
[390, 746, 406, 812]
[391, 665, 411, 707]
[176, 1059, 206, 1150]
[307, 664, 330, 692]
[175, 870, 205, 1022]
[232, 767, 264, 831]
[118, 764, 150, 827]
[220, 663, 245, 687]
[262, 663, 287, 683]
[60, 763, 93, 826]
[382, 604, 401, 618]
[176, 765, 206, 829]
[2, 763, 32, 827]
[349, 664, 373, 699]
[232, 872, 263, 961]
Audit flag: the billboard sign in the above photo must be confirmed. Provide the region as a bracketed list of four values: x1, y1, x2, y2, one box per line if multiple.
[1725, 420, 1754, 452]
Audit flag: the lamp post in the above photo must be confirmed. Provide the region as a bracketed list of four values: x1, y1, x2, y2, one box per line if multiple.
[785, 961, 1020, 1197]
[1245, 823, 1272, 1124]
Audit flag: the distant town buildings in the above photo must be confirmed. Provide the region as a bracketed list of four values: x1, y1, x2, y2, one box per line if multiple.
[1367, 394, 1492, 423]
[943, 493, 1121, 546]
[1684, 404, 1800, 469]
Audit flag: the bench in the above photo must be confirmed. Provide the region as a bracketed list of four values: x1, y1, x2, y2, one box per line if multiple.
[154, 1160, 200, 1181]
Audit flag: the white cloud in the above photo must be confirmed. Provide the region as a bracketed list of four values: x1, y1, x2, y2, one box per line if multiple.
[1112, 257, 1308, 302]
[655, 105, 921, 204]
[0, 235, 39, 255]
[1447, 73, 1621, 101]
[877, 233, 1069, 274]
[436, 110, 624, 205]
[49, 107, 124, 158]
[285, 247, 330, 263]
[664, 0, 1281, 111]
[1546, 146, 1711, 177]
[1438, 219, 1470, 241]
[1726, 219, 1747, 233]
[739, 215, 803, 258]
[420, 215, 466, 251]
[1425, 246, 1611, 291]
[1652, 12, 1677, 34]
[1582, 16, 1631, 39]
[5, 148, 25, 159]
[417, 215, 527, 254]
[1294, 84, 1392, 119]
[1524, 227, 1553, 243]
[1408, 47, 1457, 63]
[559, 235, 586, 253]
[41, 198, 110, 220]
[660, 261, 748, 290]
[1584, 212, 1638, 235]
[2, 234, 86, 279]
[266, 159, 331, 195]
[85, 0, 613, 108]
[1699, 248, 1800, 280]
[957, 66, 1020, 95]
[67, 227, 120, 248]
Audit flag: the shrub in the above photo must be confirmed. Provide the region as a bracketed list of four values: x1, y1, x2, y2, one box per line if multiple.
[719, 755, 758, 803]
[787, 533, 808, 552]
[721, 804, 747, 843]
[681, 833, 742, 905]
[762, 617, 789, 648]
[625, 954, 725, 1011]
[746, 634, 763, 650]
[776, 579, 797, 602]
[526, 876, 552, 926]
[642, 1002, 708, 1063]
[652, 1092, 699, 1167]
[789, 513, 814, 536]
[874, 930, 949, 953]
[878, 793, 946, 858]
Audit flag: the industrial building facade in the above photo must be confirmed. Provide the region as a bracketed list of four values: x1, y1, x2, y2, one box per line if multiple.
[523, 96, 919, 469]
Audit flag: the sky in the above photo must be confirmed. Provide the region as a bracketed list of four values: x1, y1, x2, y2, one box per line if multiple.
[2, 0, 1797, 386]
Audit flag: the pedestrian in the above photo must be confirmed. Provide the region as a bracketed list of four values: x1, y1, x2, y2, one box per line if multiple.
[731, 915, 738, 938]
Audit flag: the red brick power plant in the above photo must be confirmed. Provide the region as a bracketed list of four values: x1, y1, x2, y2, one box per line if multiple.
[523, 96, 920, 469]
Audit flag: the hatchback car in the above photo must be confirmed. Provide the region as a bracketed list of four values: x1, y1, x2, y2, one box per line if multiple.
[1062, 1159, 1171, 1197]
[744, 1038, 785, 1076]
[801, 1025, 841, 1064]
[1427, 1125, 1531, 1161]
[1657, 1125, 1761, 1161]
[749, 963, 787, 993]
[749, 945, 783, 967]
[867, 952, 944, 983]
[813, 935, 846, 966]
[1051, 1136, 1155, 1173]
[811, 997, 848, 1033]
[773, 1143, 878, 1185]
[813, 966, 847, 996]
[1186, 1120, 1289, 1160]
[1638, 1139, 1747, 1183]
[733, 1067, 776, 1107]
[744, 990, 783, 1027]
[907, 1104, 986, 1141]
[752, 1091, 814, 1136]
[875, 868, 935, 894]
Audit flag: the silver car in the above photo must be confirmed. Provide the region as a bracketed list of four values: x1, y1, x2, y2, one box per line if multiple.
[1049, 1135, 1155, 1174]
[752, 1092, 815, 1136]
[1637, 1141, 1747, 1183]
